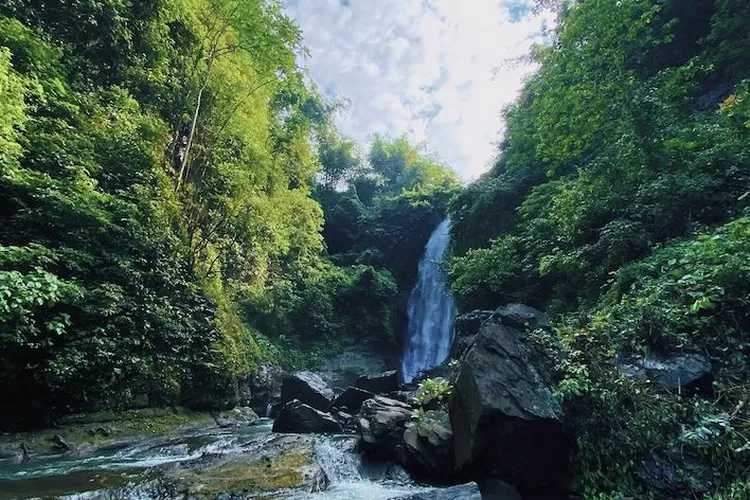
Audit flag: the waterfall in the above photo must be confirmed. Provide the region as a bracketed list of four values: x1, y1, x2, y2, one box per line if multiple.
[400, 218, 457, 383]
[313, 436, 362, 484]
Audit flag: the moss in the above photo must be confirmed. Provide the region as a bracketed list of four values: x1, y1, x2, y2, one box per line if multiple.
[191, 451, 313, 494]
[0, 407, 214, 456]
[165, 436, 324, 497]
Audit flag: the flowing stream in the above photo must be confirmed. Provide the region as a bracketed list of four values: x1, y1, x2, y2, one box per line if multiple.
[400, 218, 457, 383]
[0, 423, 430, 499]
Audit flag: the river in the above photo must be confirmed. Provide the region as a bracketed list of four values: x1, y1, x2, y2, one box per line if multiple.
[0, 421, 433, 499]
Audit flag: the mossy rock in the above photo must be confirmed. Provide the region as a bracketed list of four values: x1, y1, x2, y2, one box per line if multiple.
[0, 408, 214, 457]
[165, 434, 328, 497]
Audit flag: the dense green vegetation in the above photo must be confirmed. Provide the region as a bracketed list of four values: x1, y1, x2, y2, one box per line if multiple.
[0, 0, 457, 428]
[448, 0, 749, 496]
[3, 0, 748, 497]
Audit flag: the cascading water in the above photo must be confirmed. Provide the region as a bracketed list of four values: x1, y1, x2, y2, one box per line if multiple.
[400, 218, 457, 383]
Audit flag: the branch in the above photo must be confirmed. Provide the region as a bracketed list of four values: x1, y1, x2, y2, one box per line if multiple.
[217, 78, 277, 134]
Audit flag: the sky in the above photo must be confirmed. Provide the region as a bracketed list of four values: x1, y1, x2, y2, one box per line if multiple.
[283, 0, 554, 180]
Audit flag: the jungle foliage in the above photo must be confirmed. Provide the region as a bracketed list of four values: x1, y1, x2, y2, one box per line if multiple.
[0, 0, 458, 427]
[448, 0, 749, 496]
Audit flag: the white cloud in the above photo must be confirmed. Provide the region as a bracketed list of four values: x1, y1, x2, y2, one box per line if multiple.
[285, 0, 553, 181]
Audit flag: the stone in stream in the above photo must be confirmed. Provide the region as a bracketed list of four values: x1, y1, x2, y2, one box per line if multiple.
[389, 482, 482, 500]
[330, 386, 375, 413]
[279, 371, 335, 411]
[357, 396, 413, 460]
[355, 370, 399, 394]
[449, 308, 570, 496]
[165, 433, 328, 497]
[402, 409, 454, 474]
[618, 352, 713, 395]
[331, 409, 358, 433]
[273, 399, 342, 434]
[243, 362, 286, 415]
[51, 433, 72, 452]
[213, 406, 260, 427]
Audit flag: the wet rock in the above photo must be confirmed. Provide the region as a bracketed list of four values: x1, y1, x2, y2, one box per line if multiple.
[166, 433, 328, 497]
[86, 426, 112, 437]
[246, 363, 286, 415]
[280, 371, 334, 411]
[273, 399, 342, 434]
[636, 451, 713, 499]
[389, 482, 482, 500]
[356, 370, 399, 394]
[637, 453, 689, 498]
[403, 409, 453, 474]
[450, 313, 570, 496]
[0, 448, 24, 462]
[213, 406, 260, 428]
[618, 352, 713, 395]
[451, 310, 494, 359]
[51, 433, 72, 452]
[383, 390, 414, 404]
[477, 479, 523, 500]
[494, 303, 551, 332]
[331, 409, 358, 433]
[331, 387, 375, 413]
[358, 396, 413, 458]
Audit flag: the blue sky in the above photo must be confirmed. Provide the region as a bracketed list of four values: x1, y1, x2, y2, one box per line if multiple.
[284, 0, 553, 180]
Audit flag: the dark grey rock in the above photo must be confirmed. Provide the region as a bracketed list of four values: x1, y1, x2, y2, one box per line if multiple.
[384, 390, 414, 404]
[273, 399, 342, 434]
[87, 426, 111, 437]
[51, 433, 72, 452]
[618, 352, 712, 395]
[213, 406, 260, 428]
[331, 387, 375, 413]
[450, 315, 570, 496]
[478, 479, 524, 500]
[246, 363, 286, 416]
[637, 453, 689, 498]
[280, 371, 334, 411]
[0, 449, 23, 462]
[451, 310, 494, 359]
[358, 396, 413, 458]
[331, 409, 358, 433]
[402, 409, 453, 474]
[356, 370, 399, 394]
[493, 303, 551, 331]
[388, 482, 482, 500]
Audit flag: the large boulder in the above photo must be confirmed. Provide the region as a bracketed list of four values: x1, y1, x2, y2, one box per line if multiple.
[356, 370, 399, 394]
[358, 396, 413, 459]
[493, 303, 551, 331]
[636, 453, 689, 499]
[451, 310, 494, 359]
[213, 406, 260, 428]
[477, 479, 524, 500]
[273, 400, 342, 434]
[449, 310, 570, 496]
[280, 371, 334, 411]
[402, 409, 453, 474]
[389, 482, 482, 500]
[618, 352, 713, 395]
[330, 387, 375, 413]
[245, 363, 286, 416]
[165, 433, 328, 497]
